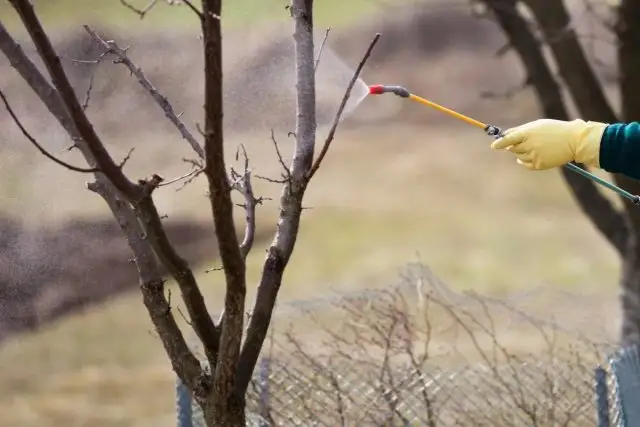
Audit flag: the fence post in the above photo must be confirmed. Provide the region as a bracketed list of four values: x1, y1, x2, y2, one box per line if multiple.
[176, 377, 193, 427]
[595, 365, 610, 427]
[258, 356, 271, 427]
[609, 344, 640, 427]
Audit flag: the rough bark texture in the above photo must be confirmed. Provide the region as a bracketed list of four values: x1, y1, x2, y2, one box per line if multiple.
[616, 0, 640, 346]
[200, 1, 248, 424]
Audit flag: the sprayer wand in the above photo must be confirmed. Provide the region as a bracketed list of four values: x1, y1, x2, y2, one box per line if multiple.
[369, 84, 640, 206]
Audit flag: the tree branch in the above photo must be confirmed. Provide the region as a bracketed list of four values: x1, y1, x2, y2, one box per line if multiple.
[523, 0, 618, 123]
[236, 0, 379, 395]
[180, 0, 205, 20]
[614, 0, 640, 219]
[0, 16, 207, 394]
[87, 181, 207, 395]
[4, 2, 220, 387]
[201, 0, 247, 407]
[483, 0, 628, 254]
[0, 89, 98, 173]
[8, 0, 141, 200]
[119, 0, 159, 18]
[307, 32, 381, 181]
[231, 144, 261, 260]
[315, 26, 331, 71]
[83, 25, 205, 159]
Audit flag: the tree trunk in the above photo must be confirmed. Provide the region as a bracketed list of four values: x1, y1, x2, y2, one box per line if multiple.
[616, 0, 640, 346]
[202, 394, 247, 427]
[619, 242, 640, 346]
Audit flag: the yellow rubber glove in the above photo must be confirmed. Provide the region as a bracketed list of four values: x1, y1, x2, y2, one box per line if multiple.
[490, 119, 608, 170]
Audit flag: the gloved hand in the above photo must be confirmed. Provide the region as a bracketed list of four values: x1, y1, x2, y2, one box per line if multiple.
[490, 119, 608, 170]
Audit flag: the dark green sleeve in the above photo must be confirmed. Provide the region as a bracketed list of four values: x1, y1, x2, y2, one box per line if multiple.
[600, 122, 640, 180]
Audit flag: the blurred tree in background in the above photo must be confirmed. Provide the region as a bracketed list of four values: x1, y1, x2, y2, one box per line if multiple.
[479, 0, 640, 346]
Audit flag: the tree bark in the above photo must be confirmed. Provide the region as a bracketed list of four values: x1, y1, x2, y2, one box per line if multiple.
[201, 394, 247, 427]
[235, 0, 317, 395]
[200, 1, 248, 419]
[616, 0, 640, 346]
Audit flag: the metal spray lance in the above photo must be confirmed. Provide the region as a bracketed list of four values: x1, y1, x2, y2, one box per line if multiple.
[368, 84, 640, 206]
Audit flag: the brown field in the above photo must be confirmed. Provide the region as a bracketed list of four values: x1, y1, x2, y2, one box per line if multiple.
[0, 1, 624, 425]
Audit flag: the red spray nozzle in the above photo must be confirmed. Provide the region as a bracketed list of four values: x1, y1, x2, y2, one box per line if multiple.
[368, 85, 385, 95]
[367, 84, 410, 98]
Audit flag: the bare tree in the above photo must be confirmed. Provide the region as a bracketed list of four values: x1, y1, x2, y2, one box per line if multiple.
[0, 0, 379, 424]
[474, 0, 640, 346]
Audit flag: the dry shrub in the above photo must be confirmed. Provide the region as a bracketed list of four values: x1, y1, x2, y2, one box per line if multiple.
[246, 264, 613, 426]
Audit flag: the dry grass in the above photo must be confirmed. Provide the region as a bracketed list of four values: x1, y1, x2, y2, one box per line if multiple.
[0, 2, 624, 425]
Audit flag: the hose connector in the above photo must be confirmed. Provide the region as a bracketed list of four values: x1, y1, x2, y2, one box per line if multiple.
[368, 85, 410, 98]
[484, 124, 503, 139]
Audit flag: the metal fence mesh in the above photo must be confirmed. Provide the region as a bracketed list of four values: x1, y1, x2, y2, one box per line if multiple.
[177, 263, 638, 426]
[244, 355, 599, 426]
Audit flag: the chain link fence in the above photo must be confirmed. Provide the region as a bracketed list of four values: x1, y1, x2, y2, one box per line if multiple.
[176, 263, 639, 426]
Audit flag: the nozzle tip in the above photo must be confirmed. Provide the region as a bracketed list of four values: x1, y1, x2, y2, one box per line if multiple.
[368, 85, 385, 95]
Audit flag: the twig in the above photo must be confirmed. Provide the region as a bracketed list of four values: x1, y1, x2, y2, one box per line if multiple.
[82, 69, 96, 110]
[255, 130, 292, 184]
[0, 89, 98, 173]
[270, 129, 291, 174]
[119, 147, 135, 169]
[479, 76, 531, 99]
[159, 167, 204, 188]
[119, 0, 159, 18]
[83, 25, 205, 159]
[307, 33, 381, 180]
[233, 144, 260, 259]
[264, 129, 292, 184]
[180, 0, 205, 19]
[315, 26, 331, 72]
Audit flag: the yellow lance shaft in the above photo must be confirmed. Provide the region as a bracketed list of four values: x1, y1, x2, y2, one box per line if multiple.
[408, 93, 487, 129]
[367, 84, 640, 205]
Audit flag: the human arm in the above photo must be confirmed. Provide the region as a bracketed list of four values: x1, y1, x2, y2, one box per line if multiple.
[491, 119, 640, 180]
[600, 122, 640, 180]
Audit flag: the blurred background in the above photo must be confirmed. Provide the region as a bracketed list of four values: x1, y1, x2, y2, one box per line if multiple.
[0, 0, 624, 425]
